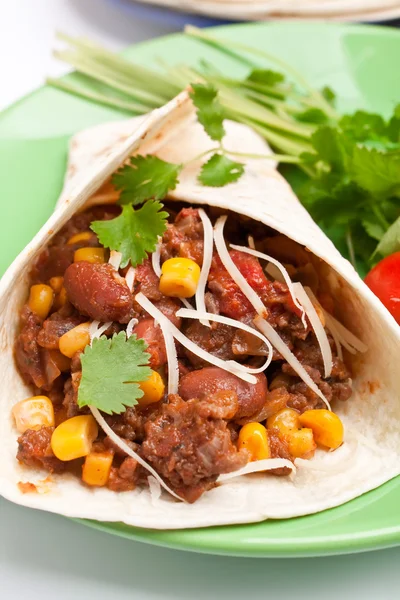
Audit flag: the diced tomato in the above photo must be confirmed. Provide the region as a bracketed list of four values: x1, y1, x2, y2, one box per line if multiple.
[365, 252, 400, 324]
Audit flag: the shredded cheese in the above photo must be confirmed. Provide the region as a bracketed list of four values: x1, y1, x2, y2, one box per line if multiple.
[214, 216, 266, 316]
[293, 282, 333, 378]
[176, 308, 273, 374]
[218, 458, 295, 481]
[230, 244, 306, 328]
[254, 315, 331, 410]
[89, 406, 184, 502]
[136, 292, 258, 384]
[152, 237, 162, 278]
[126, 318, 138, 339]
[125, 267, 136, 292]
[108, 250, 122, 271]
[89, 320, 112, 343]
[196, 209, 214, 327]
[305, 287, 367, 354]
[247, 235, 255, 250]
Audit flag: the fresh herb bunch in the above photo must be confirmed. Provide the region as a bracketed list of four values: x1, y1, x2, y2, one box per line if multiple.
[49, 27, 400, 274]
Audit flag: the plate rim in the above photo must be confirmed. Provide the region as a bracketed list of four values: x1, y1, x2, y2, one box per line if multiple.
[1, 20, 399, 557]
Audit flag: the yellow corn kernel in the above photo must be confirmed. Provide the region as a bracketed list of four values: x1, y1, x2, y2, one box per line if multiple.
[12, 396, 55, 433]
[51, 415, 98, 461]
[74, 247, 105, 264]
[238, 422, 270, 461]
[288, 428, 316, 459]
[267, 408, 300, 436]
[138, 371, 165, 406]
[159, 257, 201, 298]
[28, 284, 54, 319]
[299, 409, 344, 450]
[67, 231, 95, 245]
[59, 322, 91, 358]
[49, 276, 64, 293]
[53, 286, 68, 311]
[82, 451, 114, 487]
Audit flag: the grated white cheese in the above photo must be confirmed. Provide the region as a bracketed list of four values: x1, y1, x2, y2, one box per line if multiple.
[125, 267, 136, 292]
[214, 216, 266, 317]
[135, 292, 258, 384]
[218, 458, 295, 481]
[89, 407, 184, 501]
[108, 250, 122, 271]
[230, 243, 306, 328]
[176, 308, 273, 374]
[293, 282, 333, 378]
[196, 209, 214, 327]
[254, 315, 331, 410]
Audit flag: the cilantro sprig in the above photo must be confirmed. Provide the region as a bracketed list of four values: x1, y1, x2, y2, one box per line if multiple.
[91, 201, 168, 268]
[299, 108, 400, 274]
[78, 332, 151, 415]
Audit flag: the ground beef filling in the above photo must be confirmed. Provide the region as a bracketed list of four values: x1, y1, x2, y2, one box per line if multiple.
[14, 205, 353, 501]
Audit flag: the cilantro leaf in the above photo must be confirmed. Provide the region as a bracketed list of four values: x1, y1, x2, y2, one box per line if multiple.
[246, 69, 285, 86]
[198, 153, 244, 187]
[78, 332, 151, 415]
[91, 201, 168, 268]
[189, 83, 225, 142]
[310, 126, 346, 171]
[112, 155, 181, 205]
[297, 108, 329, 125]
[339, 111, 387, 142]
[351, 145, 400, 196]
[375, 217, 400, 257]
[362, 220, 385, 242]
[321, 86, 336, 105]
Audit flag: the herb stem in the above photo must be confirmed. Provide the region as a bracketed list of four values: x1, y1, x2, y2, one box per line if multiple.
[346, 227, 357, 269]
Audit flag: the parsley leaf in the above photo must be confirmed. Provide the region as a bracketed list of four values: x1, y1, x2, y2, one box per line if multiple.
[91, 201, 168, 267]
[351, 146, 400, 196]
[198, 153, 244, 187]
[78, 332, 151, 415]
[246, 69, 285, 86]
[362, 220, 385, 242]
[321, 86, 336, 105]
[297, 108, 329, 125]
[189, 83, 225, 142]
[112, 155, 181, 205]
[375, 217, 400, 257]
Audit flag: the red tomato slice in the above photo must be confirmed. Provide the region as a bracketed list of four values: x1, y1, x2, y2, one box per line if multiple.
[365, 252, 400, 324]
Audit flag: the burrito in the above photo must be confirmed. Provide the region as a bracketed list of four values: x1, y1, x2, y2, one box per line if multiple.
[0, 91, 399, 529]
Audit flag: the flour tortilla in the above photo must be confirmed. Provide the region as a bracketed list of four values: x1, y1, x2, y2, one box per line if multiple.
[0, 90, 399, 530]
[128, 0, 400, 22]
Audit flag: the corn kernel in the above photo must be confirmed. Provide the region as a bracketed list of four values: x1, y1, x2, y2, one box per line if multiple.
[53, 286, 68, 311]
[67, 231, 95, 245]
[288, 428, 316, 459]
[51, 415, 98, 461]
[82, 451, 114, 486]
[12, 396, 55, 433]
[74, 247, 105, 264]
[138, 371, 165, 406]
[49, 276, 64, 293]
[238, 422, 270, 461]
[28, 284, 54, 319]
[267, 408, 300, 436]
[299, 409, 344, 450]
[59, 322, 91, 358]
[159, 257, 201, 298]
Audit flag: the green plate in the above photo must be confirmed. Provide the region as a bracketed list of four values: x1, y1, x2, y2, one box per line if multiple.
[1, 21, 399, 557]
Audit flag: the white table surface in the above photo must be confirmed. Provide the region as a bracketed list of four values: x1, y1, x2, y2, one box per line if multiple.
[1, 2, 400, 598]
